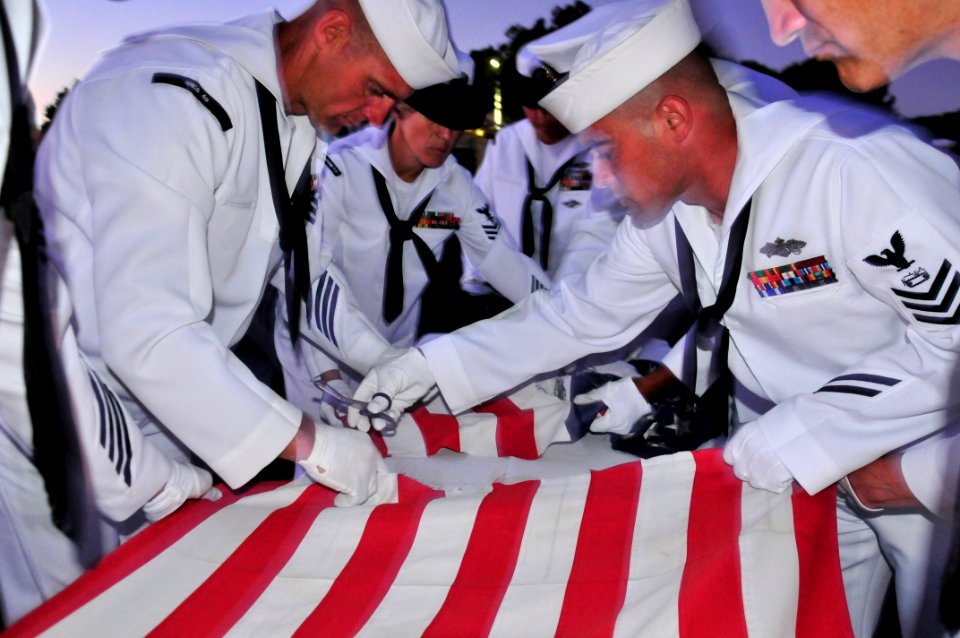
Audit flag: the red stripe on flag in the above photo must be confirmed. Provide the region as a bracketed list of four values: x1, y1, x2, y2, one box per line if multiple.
[679, 450, 748, 638]
[555, 462, 643, 638]
[147, 484, 336, 637]
[411, 406, 461, 456]
[793, 485, 854, 638]
[293, 476, 443, 637]
[422, 480, 540, 637]
[4, 482, 281, 638]
[475, 397, 539, 460]
[368, 430, 390, 457]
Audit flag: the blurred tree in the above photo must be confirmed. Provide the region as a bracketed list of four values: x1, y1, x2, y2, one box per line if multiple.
[40, 84, 73, 137]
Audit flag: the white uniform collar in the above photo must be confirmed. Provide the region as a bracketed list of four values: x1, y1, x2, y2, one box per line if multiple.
[515, 119, 589, 180]
[719, 61, 847, 231]
[335, 124, 456, 196]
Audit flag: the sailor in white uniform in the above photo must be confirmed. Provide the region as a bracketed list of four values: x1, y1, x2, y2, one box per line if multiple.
[277, 55, 549, 425]
[1, 0, 461, 621]
[467, 41, 624, 285]
[349, 2, 960, 636]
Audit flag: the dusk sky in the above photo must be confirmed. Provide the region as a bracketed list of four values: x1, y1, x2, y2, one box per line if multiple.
[28, 0, 960, 123]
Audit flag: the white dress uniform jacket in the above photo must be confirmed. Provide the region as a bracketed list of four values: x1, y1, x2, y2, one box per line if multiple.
[416, 65, 960, 636]
[35, 12, 315, 490]
[472, 119, 623, 280]
[422, 66, 960, 498]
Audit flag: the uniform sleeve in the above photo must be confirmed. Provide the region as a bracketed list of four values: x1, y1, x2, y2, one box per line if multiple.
[295, 156, 393, 376]
[456, 179, 549, 302]
[900, 431, 960, 518]
[63, 69, 299, 489]
[756, 138, 960, 494]
[288, 263, 392, 377]
[421, 219, 678, 413]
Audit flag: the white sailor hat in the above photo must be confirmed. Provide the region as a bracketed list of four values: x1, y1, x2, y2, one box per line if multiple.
[358, 0, 462, 90]
[531, 0, 701, 133]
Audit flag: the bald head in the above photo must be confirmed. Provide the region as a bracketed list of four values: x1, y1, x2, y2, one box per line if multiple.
[589, 51, 739, 222]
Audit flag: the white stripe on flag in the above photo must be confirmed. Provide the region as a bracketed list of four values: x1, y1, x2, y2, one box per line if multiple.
[487, 472, 592, 637]
[223, 487, 377, 637]
[615, 453, 697, 638]
[739, 482, 800, 637]
[354, 490, 484, 636]
[457, 409, 500, 457]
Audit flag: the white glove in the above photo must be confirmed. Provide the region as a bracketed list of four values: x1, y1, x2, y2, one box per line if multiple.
[143, 462, 215, 522]
[297, 421, 398, 507]
[317, 376, 352, 426]
[722, 422, 793, 493]
[348, 348, 436, 433]
[573, 377, 651, 435]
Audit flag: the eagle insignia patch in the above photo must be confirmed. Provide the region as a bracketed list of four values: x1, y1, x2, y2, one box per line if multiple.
[863, 231, 915, 271]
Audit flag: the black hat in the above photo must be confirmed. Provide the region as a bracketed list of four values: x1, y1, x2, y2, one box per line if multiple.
[404, 74, 491, 131]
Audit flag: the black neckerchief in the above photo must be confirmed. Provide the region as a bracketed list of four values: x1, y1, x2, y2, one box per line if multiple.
[372, 166, 438, 323]
[255, 80, 312, 343]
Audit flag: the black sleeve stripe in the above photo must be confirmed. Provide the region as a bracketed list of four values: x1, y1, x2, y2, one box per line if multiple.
[88, 373, 108, 448]
[828, 373, 900, 386]
[88, 372, 133, 486]
[151, 72, 233, 132]
[104, 384, 133, 486]
[322, 278, 340, 348]
[313, 273, 327, 330]
[815, 385, 881, 397]
[900, 272, 960, 312]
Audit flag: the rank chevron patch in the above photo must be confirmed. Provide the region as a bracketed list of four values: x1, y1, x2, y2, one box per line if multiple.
[891, 259, 960, 324]
[815, 373, 901, 398]
[475, 204, 500, 240]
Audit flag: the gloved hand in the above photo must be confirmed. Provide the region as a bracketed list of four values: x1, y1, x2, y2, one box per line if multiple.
[316, 375, 352, 426]
[573, 376, 652, 435]
[143, 461, 216, 522]
[297, 421, 398, 507]
[348, 348, 436, 433]
[722, 422, 793, 493]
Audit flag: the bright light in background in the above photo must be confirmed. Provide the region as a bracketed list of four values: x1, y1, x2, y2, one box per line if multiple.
[488, 58, 501, 70]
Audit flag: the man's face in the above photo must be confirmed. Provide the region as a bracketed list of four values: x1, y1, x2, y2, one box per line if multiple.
[760, 0, 929, 91]
[301, 50, 412, 133]
[394, 106, 462, 169]
[586, 112, 681, 227]
[522, 106, 570, 145]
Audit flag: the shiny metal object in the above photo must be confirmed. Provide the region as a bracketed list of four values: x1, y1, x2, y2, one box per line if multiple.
[310, 376, 398, 434]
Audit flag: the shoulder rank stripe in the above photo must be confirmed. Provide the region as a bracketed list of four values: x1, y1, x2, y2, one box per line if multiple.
[815, 372, 901, 398]
[152, 72, 233, 132]
[531, 276, 548, 293]
[324, 156, 342, 177]
[747, 255, 837, 298]
[416, 211, 460, 230]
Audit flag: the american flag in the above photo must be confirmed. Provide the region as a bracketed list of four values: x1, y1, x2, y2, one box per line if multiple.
[8, 450, 852, 637]
[373, 381, 580, 460]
